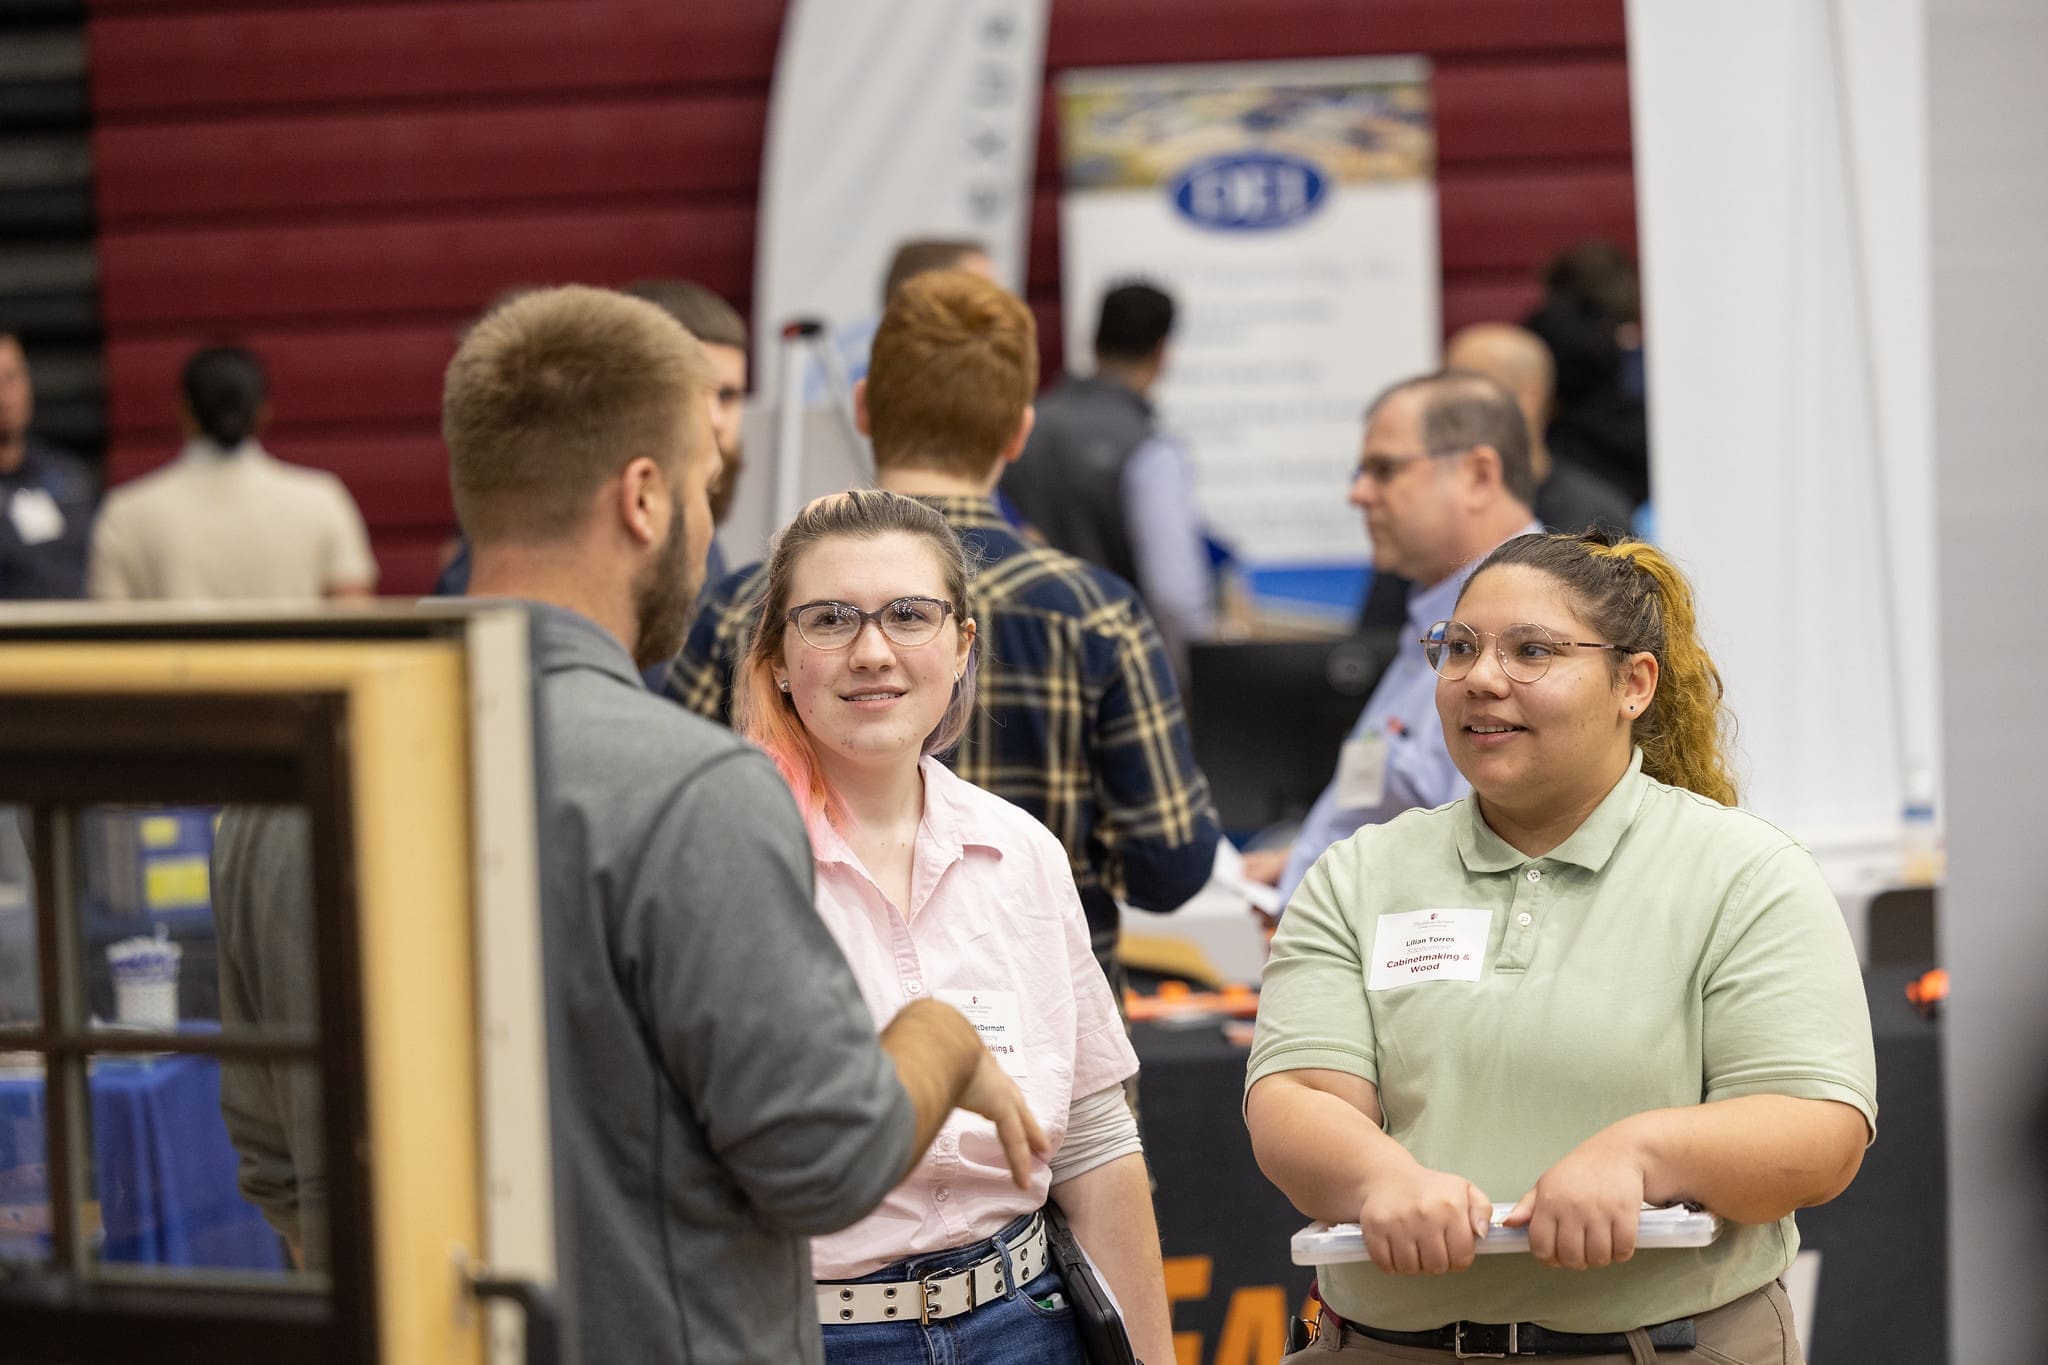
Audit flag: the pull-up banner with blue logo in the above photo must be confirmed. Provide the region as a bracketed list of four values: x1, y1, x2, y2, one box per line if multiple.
[1058, 58, 1439, 589]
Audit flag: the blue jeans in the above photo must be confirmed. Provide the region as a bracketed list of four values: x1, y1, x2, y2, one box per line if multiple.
[820, 1213, 1090, 1365]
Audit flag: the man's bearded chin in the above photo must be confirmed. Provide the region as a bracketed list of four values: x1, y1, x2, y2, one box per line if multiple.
[631, 493, 697, 670]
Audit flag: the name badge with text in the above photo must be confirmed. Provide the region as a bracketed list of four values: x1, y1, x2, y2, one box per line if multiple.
[1367, 908, 1492, 990]
[1333, 735, 1389, 809]
[936, 988, 1028, 1079]
[8, 488, 65, 547]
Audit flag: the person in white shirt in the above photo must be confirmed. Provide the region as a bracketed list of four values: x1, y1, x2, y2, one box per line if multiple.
[89, 346, 376, 603]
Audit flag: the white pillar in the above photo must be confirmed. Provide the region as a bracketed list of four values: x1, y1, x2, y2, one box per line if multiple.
[1626, 1, 1937, 867]
[1927, 0, 2048, 1356]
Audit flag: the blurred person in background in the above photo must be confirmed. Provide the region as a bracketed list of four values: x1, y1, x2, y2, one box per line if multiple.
[0, 331, 97, 600]
[89, 345, 376, 602]
[1246, 372, 1541, 910]
[827, 237, 998, 398]
[625, 279, 751, 585]
[1002, 281, 1214, 682]
[1525, 242, 1651, 508]
[1446, 324, 1634, 540]
[1358, 325, 1636, 632]
[883, 239, 997, 301]
[212, 806, 328, 1269]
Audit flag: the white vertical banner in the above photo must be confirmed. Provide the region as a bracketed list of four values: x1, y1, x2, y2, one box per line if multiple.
[1057, 58, 1439, 581]
[752, 0, 1048, 394]
[1627, 0, 1937, 858]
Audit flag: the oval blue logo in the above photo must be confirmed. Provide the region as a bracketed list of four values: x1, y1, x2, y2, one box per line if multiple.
[1170, 152, 1327, 231]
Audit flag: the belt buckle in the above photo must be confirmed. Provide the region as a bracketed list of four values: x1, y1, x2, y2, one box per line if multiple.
[1454, 1321, 1516, 1358]
[917, 1265, 976, 1326]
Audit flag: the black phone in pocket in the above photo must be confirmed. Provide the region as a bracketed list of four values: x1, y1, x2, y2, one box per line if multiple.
[1042, 1201, 1139, 1365]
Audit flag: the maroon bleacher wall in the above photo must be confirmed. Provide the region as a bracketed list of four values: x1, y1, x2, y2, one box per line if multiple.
[88, 0, 1634, 593]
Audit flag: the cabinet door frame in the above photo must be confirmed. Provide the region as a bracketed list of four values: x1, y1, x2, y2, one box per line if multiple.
[0, 689, 374, 1365]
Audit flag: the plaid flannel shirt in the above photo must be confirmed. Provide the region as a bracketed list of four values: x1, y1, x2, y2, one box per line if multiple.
[662, 495, 1220, 965]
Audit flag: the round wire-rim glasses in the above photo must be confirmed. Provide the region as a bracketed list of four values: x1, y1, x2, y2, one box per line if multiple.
[1421, 620, 1631, 683]
[785, 596, 956, 651]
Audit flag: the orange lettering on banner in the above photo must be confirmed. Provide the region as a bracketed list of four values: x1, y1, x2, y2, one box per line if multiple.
[1160, 1257, 1310, 1365]
[1163, 1255, 1213, 1365]
[1215, 1285, 1289, 1365]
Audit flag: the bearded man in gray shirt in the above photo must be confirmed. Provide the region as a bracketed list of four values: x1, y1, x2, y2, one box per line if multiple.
[451, 287, 1045, 1364]
[218, 286, 1043, 1365]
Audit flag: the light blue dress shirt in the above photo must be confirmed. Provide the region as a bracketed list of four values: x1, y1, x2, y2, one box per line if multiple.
[1276, 522, 1544, 906]
[1122, 432, 1216, 674]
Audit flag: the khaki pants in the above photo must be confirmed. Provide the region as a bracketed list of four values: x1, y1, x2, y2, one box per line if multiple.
[1283, 1281, 1804, 1365]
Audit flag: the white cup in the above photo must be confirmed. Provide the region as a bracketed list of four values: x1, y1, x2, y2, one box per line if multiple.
[107, 930, 181, 1029]
[113, 976, 179, 1029]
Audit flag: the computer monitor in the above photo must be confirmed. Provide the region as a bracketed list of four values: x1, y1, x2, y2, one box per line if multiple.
[1187, 630, 1401, 838]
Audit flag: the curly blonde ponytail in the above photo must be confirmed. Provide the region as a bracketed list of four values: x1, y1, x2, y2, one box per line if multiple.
[1461, 532, 1740, 805]
[1585, 540, 1738, 805]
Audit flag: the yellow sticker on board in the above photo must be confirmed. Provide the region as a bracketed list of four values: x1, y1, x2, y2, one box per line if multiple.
[144, 855, 210, 909]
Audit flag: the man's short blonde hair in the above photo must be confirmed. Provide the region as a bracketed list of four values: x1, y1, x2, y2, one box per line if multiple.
[865, 269, 1037, 480]
[444, 285, 712, 543]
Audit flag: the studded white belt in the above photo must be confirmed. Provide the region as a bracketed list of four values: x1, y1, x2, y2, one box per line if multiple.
[817, 1214, 1050, 1326]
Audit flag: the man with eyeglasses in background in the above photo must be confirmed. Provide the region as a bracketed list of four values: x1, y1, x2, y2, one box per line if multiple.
[1243, 370, 1542, 916]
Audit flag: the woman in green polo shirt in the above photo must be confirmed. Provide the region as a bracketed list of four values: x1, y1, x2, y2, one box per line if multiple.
[1246, 531, 1876, 1363]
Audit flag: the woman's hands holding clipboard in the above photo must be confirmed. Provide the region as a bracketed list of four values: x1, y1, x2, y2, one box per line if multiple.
[1348, 1128, 1698, 1274]
[1499, 1129, 1649, 1270]
[1355, 1150, 1494, 1275]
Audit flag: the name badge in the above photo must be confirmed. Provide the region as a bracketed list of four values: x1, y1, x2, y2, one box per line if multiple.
[1367, 908, 1492, 990]
[1333, 735, 1389, 809]
[8, 488, 65, 547]
[936, 988, 1028, 1079]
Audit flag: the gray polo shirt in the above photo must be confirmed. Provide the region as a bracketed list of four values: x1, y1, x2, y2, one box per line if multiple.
[1249, 750, 1876, 1333]
[531, 604, 914, 1363]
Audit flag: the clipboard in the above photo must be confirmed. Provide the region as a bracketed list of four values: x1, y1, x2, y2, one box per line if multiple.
[1291, 1203, 1722, 1265]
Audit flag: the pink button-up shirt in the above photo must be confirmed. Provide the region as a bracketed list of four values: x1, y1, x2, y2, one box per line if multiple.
[808, 758, 1139, 1279]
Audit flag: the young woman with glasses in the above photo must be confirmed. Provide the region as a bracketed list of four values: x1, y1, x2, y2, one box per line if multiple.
[734, 488, 1174, 1365]
[1246, 531, 1875, 1364]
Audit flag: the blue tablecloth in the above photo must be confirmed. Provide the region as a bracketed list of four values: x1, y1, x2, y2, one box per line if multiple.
[0, 1053, 286, 1270]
